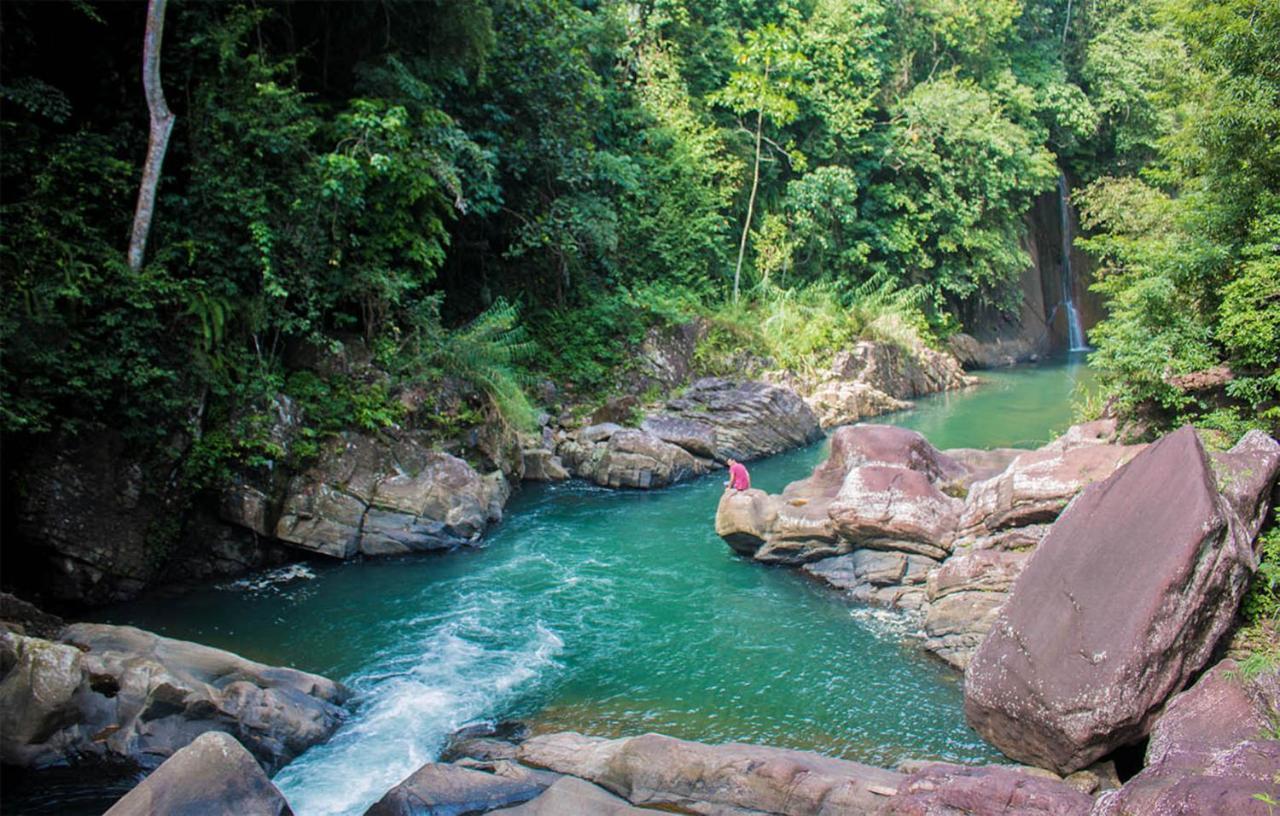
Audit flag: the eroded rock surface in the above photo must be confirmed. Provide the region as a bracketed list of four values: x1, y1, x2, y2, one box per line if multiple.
[275, 432, 510, 558]
[0, 623, 347, 773]
[877, 763, 1094, 815]
[516, 731, 905, 815]
[1092, 657, 1280, 816]
[102, 731, 294, 816]
[647, 377, 823, 463]
[557, 378, 819, 489]
[964, 427, 1279, 774]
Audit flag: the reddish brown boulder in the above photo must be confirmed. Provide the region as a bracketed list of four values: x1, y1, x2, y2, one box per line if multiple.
[876, 763, 1093, 816]
[825, 424, 966, 483]
[957, 443, 1140, 536]
[964, 427, 1265, 774]
[829, 466, 961, 559]
[1093, 658, 1280, 816]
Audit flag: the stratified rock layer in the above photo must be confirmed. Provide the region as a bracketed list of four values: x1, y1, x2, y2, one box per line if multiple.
[102, 731, 294, 816]
[964, 426, 1278, 774]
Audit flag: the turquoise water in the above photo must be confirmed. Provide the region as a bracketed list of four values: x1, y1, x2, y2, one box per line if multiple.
[89, 356, 1093, 816]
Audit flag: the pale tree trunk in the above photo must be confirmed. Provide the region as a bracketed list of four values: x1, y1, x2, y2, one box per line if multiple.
[127, 0, 175, 272]
[732, 105, 764, 304]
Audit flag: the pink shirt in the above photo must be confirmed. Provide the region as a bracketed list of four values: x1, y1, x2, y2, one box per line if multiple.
[729, 462, 750, 491]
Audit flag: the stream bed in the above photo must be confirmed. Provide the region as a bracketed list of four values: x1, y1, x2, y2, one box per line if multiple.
[21, 356, 1093, 816]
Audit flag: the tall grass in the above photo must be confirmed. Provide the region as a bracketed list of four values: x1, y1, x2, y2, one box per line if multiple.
[697, 277, 933, 379]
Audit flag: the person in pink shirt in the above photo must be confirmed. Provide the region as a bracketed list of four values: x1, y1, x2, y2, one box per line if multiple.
[726, 458, 751, 491]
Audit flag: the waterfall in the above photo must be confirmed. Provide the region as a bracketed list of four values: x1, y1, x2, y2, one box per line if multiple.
[1057, 175, 1089, 352]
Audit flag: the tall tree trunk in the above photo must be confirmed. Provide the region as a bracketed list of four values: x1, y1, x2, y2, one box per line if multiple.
[127, 0, 175, 273]
[733, 106, 764, 304]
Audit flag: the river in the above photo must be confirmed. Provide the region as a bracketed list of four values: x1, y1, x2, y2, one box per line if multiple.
[7, 356, 1094, 815]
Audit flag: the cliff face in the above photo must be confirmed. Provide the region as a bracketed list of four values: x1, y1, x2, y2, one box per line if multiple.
[952, 175, 1105, 367]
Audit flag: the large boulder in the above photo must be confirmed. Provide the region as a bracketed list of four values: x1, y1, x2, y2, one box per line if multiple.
[1092, 658, 1280, 816]
[828, 466, 961, 559]
[0, 623, 347, 773]
[649, 377, 822, 463]
[964, 427, 1279, 774]
[877, 763, 1093, 816]
[715, 425, 967, 567]
[515, 731, 904, 815]
[715, 489, 847, 564]
[559, 428, 710, 489]
[102, 731, 293, 816]
[276, 432, 509, 558]
[364, 762, 547, 816]
[830, 342, 973, 400]
[805, 381, 911, 430]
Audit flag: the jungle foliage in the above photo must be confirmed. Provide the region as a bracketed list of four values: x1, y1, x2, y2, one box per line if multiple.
[0, 0, 1275, 465]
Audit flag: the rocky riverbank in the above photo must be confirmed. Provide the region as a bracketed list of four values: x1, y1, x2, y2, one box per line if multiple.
[6, 333, 973, 608]
[712, 418, 1280, 813]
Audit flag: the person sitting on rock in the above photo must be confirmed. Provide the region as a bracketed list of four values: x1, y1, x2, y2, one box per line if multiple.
[725, 458, 751, 492]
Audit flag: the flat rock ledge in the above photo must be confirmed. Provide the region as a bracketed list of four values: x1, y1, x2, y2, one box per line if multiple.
[0, 622, 348, 774]
[354, 730, 1111, 816]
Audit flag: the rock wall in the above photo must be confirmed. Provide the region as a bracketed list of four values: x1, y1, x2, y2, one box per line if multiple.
[950, 175, 1105, 368]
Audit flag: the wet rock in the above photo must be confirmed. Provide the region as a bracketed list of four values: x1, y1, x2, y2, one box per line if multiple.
[964, 427, 1271, 774]
[276, 433, 509, 558]
[653, 377, 822, 463]
[102, 731, 293, 816]
[364, 763, 546, 816]
[804, 551, 937, 611]
[0, 623, 347, 773]
[520, 449, 568, 482]
[877, 763, 1093, 815]
[516, 731, 905, 815]
[491, 775, 650, 815]
[0, 632, 84, 766]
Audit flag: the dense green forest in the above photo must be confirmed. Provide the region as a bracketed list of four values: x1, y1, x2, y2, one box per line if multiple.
[1, 0, 1276, 473]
